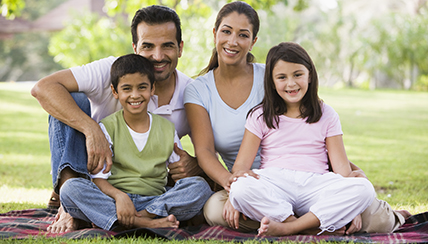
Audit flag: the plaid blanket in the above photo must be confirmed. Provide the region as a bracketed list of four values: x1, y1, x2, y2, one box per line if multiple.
[1, 208, 428, 243]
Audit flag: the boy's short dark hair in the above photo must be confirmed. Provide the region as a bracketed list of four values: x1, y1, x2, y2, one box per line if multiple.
[110, 54, 155, 91]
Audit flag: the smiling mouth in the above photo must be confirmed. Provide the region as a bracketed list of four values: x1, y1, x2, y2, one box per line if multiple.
[224, 48, 238, 55]
[129, 101, 142, 106]
[286, 89, 300, 94]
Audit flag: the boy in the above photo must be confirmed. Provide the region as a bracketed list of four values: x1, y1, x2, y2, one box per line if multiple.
[59, 54, 212, 230]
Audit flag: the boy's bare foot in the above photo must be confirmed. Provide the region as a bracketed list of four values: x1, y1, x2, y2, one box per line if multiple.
[47, 205, 79, 233]
[134, 214, 179, 229]
[396, 210, 412, 219]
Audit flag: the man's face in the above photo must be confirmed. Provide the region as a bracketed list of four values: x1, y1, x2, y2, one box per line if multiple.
[133, 22, 183, 83]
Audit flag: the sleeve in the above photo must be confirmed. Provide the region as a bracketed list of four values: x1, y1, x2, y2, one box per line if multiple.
[325, 105, 343, 138]
[166, 131, 182, 166]
[245, 108, 265, 139]
[90, 122, 113, 179]
[183, 78, 205, 107]
[70, 56, 116, 95]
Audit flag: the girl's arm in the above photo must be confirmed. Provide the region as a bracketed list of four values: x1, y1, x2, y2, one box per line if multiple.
[226, 129, 261, 190]
[326, 135, 352, 177]
[185, 103, 232, 189]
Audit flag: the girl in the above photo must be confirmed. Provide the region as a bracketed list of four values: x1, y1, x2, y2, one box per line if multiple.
[228, 42, 376, 236]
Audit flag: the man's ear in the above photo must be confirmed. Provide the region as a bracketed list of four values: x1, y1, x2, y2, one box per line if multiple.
[178, 41, 184, 58]
[132, 42, 137, 54]
[111, 84, 119, 99]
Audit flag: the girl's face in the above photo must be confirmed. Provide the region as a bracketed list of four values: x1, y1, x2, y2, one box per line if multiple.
[272, 60, 310, 108]
[214, 12, 257, 67]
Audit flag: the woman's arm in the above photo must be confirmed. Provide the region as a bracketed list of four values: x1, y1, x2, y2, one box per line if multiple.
[326, 135, 352, 177]
[185, 103, 232, 188]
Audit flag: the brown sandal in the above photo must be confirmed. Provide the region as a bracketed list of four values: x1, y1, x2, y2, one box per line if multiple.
[48, 191, 60, 209]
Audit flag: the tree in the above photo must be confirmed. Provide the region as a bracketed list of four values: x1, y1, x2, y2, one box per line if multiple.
[1, 0, 25, 19]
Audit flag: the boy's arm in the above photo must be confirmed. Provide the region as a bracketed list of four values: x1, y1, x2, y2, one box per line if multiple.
[93, 178, 138, 229]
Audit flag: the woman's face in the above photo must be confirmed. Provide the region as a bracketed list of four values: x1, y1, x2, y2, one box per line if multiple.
[214, 12, 257, 67]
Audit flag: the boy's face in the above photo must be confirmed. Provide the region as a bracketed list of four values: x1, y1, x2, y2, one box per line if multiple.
[111, 73, 154, 116]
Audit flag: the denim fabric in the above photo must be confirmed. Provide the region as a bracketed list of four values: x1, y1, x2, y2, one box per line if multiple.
[60, 176, 213, 230]
[49, 93, 91, 194]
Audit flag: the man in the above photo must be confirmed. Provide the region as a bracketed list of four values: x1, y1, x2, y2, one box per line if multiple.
[31, 5, 204, 233]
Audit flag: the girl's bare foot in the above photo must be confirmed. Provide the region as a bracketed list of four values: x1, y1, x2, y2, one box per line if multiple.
[133, 214, 179, 229]
[257, 217, 291, 237]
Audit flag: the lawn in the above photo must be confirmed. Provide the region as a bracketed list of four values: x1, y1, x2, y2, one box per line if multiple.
[0, 82, 427, 243]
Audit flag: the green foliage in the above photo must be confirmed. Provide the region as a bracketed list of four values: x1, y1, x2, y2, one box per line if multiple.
[49, 12, 133, 67]
[0, 0, 25, 19]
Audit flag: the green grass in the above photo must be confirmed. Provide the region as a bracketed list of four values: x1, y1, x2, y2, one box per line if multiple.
[0, 82, 427, 242]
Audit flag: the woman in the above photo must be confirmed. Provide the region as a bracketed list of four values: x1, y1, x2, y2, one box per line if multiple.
[184, 1, 408, 234]
[184, 1, 262, 231]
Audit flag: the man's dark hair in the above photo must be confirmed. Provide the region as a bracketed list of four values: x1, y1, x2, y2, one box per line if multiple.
[131, 5, 182, 46]
[110, 54, 155, 91]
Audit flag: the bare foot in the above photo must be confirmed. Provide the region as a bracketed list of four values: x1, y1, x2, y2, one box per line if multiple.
[257, 217, 290, 237]
[133, 214, 179, 229]
[396, 210, 412, 219]
[47, 205, 79, 233]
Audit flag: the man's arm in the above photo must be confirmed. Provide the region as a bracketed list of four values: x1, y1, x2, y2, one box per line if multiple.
[31, 69, 112, 174]
[167, 144, 204, 182]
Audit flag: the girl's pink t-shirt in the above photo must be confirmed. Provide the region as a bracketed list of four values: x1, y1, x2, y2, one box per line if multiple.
[245, 103, 343, 174]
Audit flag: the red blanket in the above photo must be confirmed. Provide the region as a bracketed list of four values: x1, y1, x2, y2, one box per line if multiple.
[1, 208, 428, 243]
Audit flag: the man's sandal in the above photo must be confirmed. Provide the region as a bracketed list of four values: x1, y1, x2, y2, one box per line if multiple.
[48, 191, 60, 209]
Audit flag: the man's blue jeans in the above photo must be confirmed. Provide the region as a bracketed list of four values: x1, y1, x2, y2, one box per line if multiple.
[49, 93, 91, 194]
[60, 176, 213, 230]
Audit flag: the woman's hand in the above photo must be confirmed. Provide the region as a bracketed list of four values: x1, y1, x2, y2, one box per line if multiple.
[223, 198, 246, 230]
[225, 170, 259, 192]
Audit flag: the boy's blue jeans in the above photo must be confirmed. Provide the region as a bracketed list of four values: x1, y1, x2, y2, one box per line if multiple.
[49, 92, 91, 194]
[60, 176, 213, 230]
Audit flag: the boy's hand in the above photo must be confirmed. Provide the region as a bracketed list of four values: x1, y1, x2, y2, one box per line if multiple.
[168, 143, 203, 181]
[115, 193, 140, 229]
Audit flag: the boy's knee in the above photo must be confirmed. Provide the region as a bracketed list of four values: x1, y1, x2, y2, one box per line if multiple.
[60, 178, 88, 201]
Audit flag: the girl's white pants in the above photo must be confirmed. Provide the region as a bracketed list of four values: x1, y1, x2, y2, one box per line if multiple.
[229, 167, 375, 233]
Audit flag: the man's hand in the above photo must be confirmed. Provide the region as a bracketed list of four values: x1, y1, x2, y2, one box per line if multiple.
[85, 126, 113, 174]
[168, 143, 203, 181]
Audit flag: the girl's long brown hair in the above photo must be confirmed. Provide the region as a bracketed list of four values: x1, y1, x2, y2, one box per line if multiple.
[251, 42, 322, 129]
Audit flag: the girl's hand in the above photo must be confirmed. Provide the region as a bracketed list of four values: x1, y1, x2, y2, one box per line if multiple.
[346, 214, 362, 235]
[225, 170, 259, 192]
[115, 193, 140, 229]
[223, 198, 246, 230]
